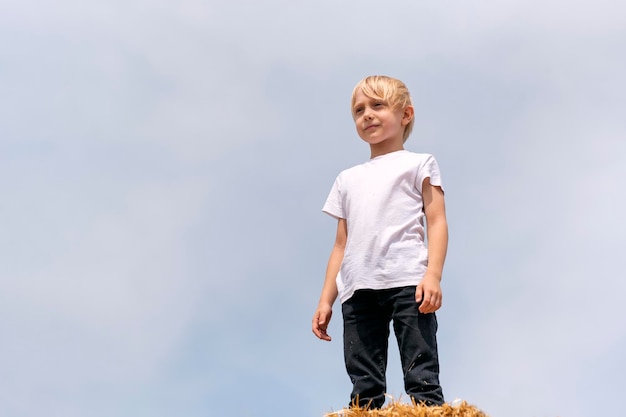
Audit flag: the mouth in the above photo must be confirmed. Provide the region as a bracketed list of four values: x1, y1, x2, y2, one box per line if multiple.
[364, 124, 379, 131]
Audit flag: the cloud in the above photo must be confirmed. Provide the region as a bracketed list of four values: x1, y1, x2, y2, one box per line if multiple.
[0, 1, 284, 161]
[1, 1, 625, 416]
[0, 144, 212, 415]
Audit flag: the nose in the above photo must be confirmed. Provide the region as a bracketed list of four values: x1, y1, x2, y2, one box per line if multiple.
[363, 107, 374, 119]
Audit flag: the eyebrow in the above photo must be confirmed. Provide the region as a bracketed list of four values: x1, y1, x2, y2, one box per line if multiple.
[353, 96, 385, 109]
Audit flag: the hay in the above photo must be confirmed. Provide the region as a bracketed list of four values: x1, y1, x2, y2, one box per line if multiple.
[325, 399, 488, 417]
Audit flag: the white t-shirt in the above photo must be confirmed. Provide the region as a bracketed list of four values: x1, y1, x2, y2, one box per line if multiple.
[322, 150, 444, 303]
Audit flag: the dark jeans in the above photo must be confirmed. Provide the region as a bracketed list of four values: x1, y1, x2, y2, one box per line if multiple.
[341, 286, 444, 409]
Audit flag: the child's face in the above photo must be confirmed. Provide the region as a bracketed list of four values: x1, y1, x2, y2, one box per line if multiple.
[352, 90, 411, 146]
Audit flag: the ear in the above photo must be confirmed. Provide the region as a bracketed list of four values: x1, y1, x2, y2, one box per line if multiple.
[401, 105, 414, 126]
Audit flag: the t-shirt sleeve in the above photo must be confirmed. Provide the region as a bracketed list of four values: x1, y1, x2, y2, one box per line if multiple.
[322, 176, 345, 219]
[416, 154, 444, 193]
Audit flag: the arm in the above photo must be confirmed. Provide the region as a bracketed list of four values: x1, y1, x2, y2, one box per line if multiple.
[416, 178, 448, 313]
[312, 218, 347, 341]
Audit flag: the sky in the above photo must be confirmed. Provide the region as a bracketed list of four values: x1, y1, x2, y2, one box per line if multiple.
[1, 1, 625, 416]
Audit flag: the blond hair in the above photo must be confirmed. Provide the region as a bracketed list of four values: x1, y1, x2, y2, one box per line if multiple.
[351, 75, 415, 142]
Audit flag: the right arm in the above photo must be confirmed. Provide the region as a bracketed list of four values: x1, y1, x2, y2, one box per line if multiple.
[312, 218, 347, 341]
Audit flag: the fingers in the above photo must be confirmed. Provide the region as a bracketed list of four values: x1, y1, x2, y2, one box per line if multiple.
[312, 310, 332, 341]
[419, 297, 441, 313]
[418, 288, 442, 314]
[415, 283, 423, 303]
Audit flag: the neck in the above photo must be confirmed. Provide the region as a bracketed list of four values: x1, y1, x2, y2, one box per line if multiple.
[369, 140, 404, 159]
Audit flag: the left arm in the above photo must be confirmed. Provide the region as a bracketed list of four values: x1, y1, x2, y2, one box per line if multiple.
[416, 178, 448, 313]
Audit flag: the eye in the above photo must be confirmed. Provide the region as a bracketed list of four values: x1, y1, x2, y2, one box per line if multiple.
[354, 107, 364, 114]
[373, 101, 384, 107]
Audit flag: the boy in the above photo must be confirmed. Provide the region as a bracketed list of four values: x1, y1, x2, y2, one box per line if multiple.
[312, 75, 448, 409]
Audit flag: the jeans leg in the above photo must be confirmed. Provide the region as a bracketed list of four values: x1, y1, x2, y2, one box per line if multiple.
[342, 290, 390, 409]
[391, 286, 444, 406]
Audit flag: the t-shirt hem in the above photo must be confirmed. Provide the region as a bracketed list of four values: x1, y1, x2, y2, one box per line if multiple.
[339, 279, 423, 303]
[322, 208, 344, 220]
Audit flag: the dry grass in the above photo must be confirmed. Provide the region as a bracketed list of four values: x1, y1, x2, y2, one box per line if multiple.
[325, 400, 488, 417]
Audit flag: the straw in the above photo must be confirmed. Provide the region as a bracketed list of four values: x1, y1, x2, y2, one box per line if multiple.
[324, 398, 488, 417]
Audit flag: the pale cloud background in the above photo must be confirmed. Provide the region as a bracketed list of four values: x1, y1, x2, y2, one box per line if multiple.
[1, 1, 625, 416]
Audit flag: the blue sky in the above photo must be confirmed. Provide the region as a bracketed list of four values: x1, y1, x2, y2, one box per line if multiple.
[1, 1, 625, 416]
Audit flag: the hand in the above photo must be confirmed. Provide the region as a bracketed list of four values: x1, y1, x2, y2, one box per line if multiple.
[415, 273, 442, 314]
[312, 304, 333, 341]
